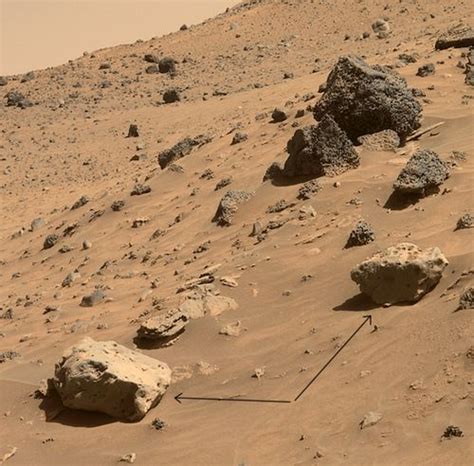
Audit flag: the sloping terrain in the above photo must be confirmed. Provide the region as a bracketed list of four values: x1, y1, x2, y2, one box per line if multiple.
[0, 1, 473, 465]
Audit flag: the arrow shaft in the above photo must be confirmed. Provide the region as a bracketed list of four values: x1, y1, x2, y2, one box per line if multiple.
[179, 396, 291, 404]
[293, 317, 370, 401]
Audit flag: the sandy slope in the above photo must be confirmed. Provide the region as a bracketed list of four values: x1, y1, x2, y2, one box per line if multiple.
[0, 1, 473, 465]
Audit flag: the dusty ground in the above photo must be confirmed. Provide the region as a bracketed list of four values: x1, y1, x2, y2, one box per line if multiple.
[0, 1, 473, 465]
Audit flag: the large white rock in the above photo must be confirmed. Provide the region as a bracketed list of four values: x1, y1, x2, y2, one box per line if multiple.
[351, 243, 448, 304]
[52, 337, 171, 421]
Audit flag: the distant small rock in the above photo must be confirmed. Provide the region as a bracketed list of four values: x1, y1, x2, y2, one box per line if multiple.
[455, 213, 473, 230]
[457, 287, 474, 310]
[119, 453, 137, 464]
[231, 132, 248, 145]
[219, 321, 242, 337]
[80, 289, 105, 307]
[163, 88, 180, 104]
[30, 217, 45, 231]
[297, 180, 321, 200]
[158, 57, 176, 74]
[0, 76, 8, 86]
[71, 195, 90, 210]
[138, 310, 188, 341]
[144, 53, 159, 63]
[371, 19, 390, 39]
[5, 90, 33, 108]
[215, 177, 232, 191]
[271, 108, 288, 122]
[111, 200, 125, 211]
[131, 183, 152, 196]
[360, 411, 383, 429]
[416, 63, 436, 77]
[0, 351, 21, 363]
[212, 190, 253, 226]
[43, 234, 59, 250]
[441, 425, 464, 440]
[127, 124, 139, 138]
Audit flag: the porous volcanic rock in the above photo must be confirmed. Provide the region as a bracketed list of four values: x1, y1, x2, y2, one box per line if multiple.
[351, 243, 448, 304]
[313, 55, 422, 142]
[393, 149, 449, 196]
[212, 190, 253, 226]
[52, 337, 171, 421]
[283, 114, 359, 178]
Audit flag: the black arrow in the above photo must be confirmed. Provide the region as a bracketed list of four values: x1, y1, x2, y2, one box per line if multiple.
[174, 315, 373, 405]
[293, 315, 373, 401]
[174, 393, 291, 404]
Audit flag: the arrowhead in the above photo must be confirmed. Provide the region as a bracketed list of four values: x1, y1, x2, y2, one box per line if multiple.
[363, 315, 373, 326]
[175, 392, 183, 404]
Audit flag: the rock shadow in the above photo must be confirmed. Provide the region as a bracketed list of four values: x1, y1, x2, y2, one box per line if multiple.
[39, 391, 116, 427]
[333, 293, 380, 312]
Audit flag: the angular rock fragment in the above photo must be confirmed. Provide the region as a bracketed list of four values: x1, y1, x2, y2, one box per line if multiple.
[111, 200, 125, 211]
[371, 19, 390, 39]
[71, 195, 90, 210]
[393, 149, 449, 196]
[314, 55, 422, 142]
[346, 221, 375, 248]
[416, 63, 435, 77]
[0, 351, 21, 363]
[52, 337, 171, 421]
[138, 310, 188, 341]
[271, 108, 288, 122]
[158, 135, 211, 169]
[456, 213, 473, 230]
[297, 179, 321, 200]
[158, 57, 176, 74]
[212, 190, 253, 226]
[435, 26, 474, 50]
[231, 132, 248, 145]
[163, 88, 180, 104]
[43, 234, 59, 250]
[131, 183, 152, 196]
[283, 115, 359, 178]
[351, 243, 448, 304]
[62, 271, 80, 287]
[127, 124, 139, 138]
[457, 287, 474, 310]
[360, 411, 383, 429]
[5, 90, 33, 108]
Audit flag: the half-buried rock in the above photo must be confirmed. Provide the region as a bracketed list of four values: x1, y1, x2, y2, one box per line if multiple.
[393, 149, 449, 196]
[314, 55, 422, 142]
[213, 190, 253, 226]
[283, 114, 359, 178]
[137, 310, 188, 343]
[351, 243, 448, 304]
[52, 337, 171, 421]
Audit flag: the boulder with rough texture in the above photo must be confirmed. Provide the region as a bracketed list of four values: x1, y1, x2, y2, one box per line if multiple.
[137, 310, 188, 340]
[458, 287, 474, 310]
[435, 26, 474, 50]
[212, 190, 253, 226]
[314, 55, 422, 142]
[162, 88, 180, 104]
[357, 130, 400, 151]
[52, 337, 171, 421]
[158, 57, 176, 74]
[346, 221, 375, 248]
[393, 149, 449, 196]
[351, 243, 448, 304]
[283, 114, 359, 178]
[158, 135, 211, 169]
[456, 213, 473, 230]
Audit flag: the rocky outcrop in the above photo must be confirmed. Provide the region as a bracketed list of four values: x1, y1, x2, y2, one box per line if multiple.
[393, 149, 449, 196]
[283, 115, 359, 178]
[435, 25, 474, 50]
[351, 243, 448, 304]
[314, 56, 422, 142]
[52, 337, 171, 421]
[212, 190, 253, 226]
[158, 135, 211, 169]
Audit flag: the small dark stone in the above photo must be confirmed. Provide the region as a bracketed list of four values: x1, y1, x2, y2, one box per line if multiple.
[71, 195, 90, 210]
[441, 425, 464, 439]
[127, 124, 139, 138]
[131, 183, 152, 196]
[213, 190, 253, 226]
[0, 351, 21, 363]
[145, 65, 160, 74]
[345, 221, 375, 248]
[0, 76, 8, 86]
[111, 200, 125, 211]
[158, 57, 176, 74]
[456, 213, 473, 230]
[271, 108, 288, 122]
[180, 24, 188, 31]
[158, 135, 211, 169]
[457, 287, 474, 310]
[416, 63, 436, 77]
[215, 177, 232, 191]
[144, 54, 159, 63]
[231, 132, 248, 145]
[151, 418, 167, 430]
[43, 234, 59, 250]
[297, 180, 321, 200]
[163, 88, 181, 104]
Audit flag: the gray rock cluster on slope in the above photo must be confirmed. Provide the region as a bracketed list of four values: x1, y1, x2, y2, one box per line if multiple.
[351, 243, 448, 304]
[213, 190, 253, 226]
[313, 55, 422, 142]
[393, 149, 449, 196]
[283, 114, 359, 178]
[52, 337, 171, 421]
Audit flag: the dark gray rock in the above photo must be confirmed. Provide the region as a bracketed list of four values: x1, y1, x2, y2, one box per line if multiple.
[215, 177, 232, 191]
[163, 88, 180, 104]
[398, 53, 418, 64]
[43, 234, 59, 250]
[71, 195, 90, 210]
[297, 179, 321, 200]
[458, 287, 474, 310]
[127, 124, 139, 138]
[231, 132, 248, 145]
[5, 90, 33, 108]
[158, 57, 176, 74]
[213, 190, 253, 226]
[271, 108, 288, 122]
[263, 161, 284, 182]
[346, 221, 375, 248]
[456, 213, 473, 230]
[0, 76, 8, 86]
[158, 135, 211, 169]
[283, 114, 359, 178]
[416, 64, 435, 77]
[393, 149, 449, 196]
[313, 55, 422, 142]
[0, 351, 21, 363]
[144, 54, 159, 63]
[80, 289, 106, 307]
[111, 200, 126, 211]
